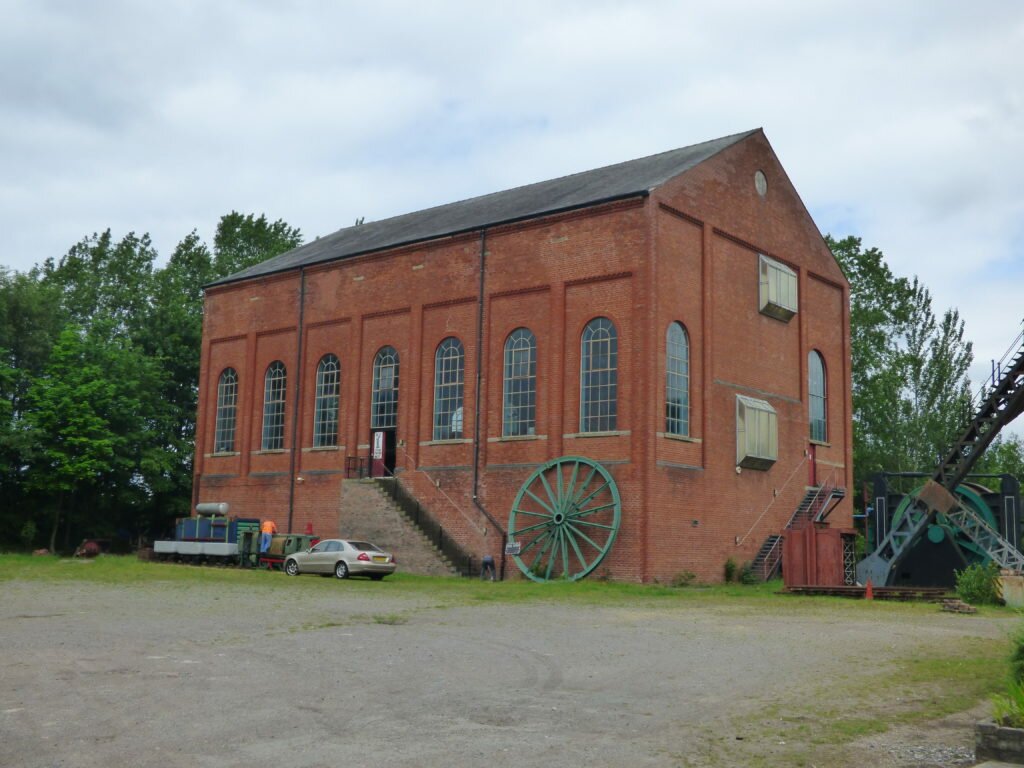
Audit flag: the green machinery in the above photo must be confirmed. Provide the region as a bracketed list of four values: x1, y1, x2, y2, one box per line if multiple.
[858, 327, 1024, 586]
[506, 456, 621, 582]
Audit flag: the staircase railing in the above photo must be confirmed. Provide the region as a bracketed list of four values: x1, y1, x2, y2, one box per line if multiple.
[790, 466, 841, 529]
[755, 536, 784, 581]
[391, 443, 491, 538]
[370, 475, 480, 577]
[736, 453, 807, 547]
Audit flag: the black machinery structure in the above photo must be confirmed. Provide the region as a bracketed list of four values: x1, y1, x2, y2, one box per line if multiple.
[858, 327, 1024, 587]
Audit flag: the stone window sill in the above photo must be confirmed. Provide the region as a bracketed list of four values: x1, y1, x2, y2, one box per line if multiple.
[657, 432, 702, 443]
[252, 449, 289, 455]
[563, 430, 631, 439]
[302, 446, 344, 453]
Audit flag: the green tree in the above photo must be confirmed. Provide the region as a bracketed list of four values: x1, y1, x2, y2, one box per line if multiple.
[24, 322, 170, 550]
[828, 235, 974, 499]
[213, 212, 302, 277]
[40, 230, 157, 336]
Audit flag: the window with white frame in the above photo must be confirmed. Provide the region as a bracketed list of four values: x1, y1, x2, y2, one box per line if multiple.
[665, 322, 690, 436]
[758, 254, 798, 321]
[503, 328, 536, 436]
[432, 337, 465, 440]
[808, 350, 827, 442]
[313, 354, 340, 447]
[736, 394, 777, 470]
[214, 368, 238, 453]
[261, 361, 287, 450]
[371, 346, 399, 429]
[580, 317, 618, 433]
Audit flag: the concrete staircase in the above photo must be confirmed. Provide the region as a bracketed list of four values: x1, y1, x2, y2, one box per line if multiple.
[339, 479, 458, 577]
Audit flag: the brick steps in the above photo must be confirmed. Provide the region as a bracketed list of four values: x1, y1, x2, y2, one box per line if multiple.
[338, 479, 458, 577]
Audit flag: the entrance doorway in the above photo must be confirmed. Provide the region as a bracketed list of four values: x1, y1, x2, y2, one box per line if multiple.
[370, 428, 397, 477]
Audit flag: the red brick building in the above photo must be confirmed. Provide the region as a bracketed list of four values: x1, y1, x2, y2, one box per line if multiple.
[194, 129, 852, 582]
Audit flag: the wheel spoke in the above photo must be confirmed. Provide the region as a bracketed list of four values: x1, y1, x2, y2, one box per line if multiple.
[572, 518, 617, 531]
[513, 507, 551, 519]
[573, 481, 610, 512]
[564, 460, 581, 509]
[524, 489, 556, 516]
[518, 530, 551, 556]
[570, 501, 617, 519]
[565, 527, 591, 572]
[571, 464, 600, 507]
[544, 528, 561, 580]
[554, 460, 565, 510]
[510, 519, 552, 536]
[537, 470, 559, 515]
[560, 528, 570, 578]
[531, 531, 556, 576]
[565, 521, 603, 552]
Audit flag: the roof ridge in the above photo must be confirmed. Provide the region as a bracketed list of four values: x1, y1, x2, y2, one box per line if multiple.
[209, 129, 760, 287]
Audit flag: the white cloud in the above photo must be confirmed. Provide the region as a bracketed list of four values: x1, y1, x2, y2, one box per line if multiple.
[1, 2, 1022, 438]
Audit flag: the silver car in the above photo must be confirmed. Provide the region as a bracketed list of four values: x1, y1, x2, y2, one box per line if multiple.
[284, 539, 397, 580]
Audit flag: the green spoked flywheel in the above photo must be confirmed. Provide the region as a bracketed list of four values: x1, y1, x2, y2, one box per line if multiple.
[507, 456, 621, 582]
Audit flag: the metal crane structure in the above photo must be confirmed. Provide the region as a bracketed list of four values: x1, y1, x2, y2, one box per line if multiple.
[857, 326, 1024, 587]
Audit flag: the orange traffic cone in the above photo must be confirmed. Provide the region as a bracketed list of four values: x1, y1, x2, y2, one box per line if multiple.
[864, 579, 874, 600]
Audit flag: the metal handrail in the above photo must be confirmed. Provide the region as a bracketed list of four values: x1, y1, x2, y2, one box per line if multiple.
[736, 453, 807, 546]
[391, 443, 490, 537]
[970, 322, 1024, 413]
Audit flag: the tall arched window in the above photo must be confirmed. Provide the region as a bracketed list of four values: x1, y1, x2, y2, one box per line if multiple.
[261, 361, 287, 450]
[503, 328, 537, 437]
[580, 317, 618, 433]
[214, 368, 238, 453]
[666, 322, 690, 436]
[371, 346, 399, 429]
[313, 354, 340, 447]
[433, 338, 465, 440]
[808, 350, 827, 442]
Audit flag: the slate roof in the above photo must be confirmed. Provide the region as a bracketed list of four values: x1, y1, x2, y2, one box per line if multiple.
[210, 129, 759, 287]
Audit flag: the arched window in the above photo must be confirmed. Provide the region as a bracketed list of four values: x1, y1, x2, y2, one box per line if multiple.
[313, 354, 340, 447]
[666, 322, 690, 436]
[214, 368, 238, 453]
[809, 350, 827, 442]
[371, 347, 399, 429]
[261, 361, 287, 450]
[580, 317, 617, 433]
[503, 328, 537, 437]
[433, 338, 465, 440]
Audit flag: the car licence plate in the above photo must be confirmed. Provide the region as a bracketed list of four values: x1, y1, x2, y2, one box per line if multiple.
[372, 555, 387, 563]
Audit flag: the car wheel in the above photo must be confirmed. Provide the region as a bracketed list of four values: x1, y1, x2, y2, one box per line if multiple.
[369, 574, 385, 581]
[335, 561, 349, 579]
[284, 559, 299, 576]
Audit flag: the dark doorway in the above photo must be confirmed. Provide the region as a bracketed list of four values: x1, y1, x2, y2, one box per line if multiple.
[370, 428, 397, 477]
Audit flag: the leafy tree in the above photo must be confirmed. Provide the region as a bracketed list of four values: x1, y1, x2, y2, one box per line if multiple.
[24, 322, 170, 550]
[828, 235, 974, 498]
[40, 230, 157, 336]
[213, 212, 302, 277]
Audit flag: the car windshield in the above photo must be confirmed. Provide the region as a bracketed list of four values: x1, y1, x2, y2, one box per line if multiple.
[349, 541, 382, 552]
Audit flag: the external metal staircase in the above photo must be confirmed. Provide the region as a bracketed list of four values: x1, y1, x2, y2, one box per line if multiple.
[858, 326, 1024, 586]
[752, 484, 847, 580]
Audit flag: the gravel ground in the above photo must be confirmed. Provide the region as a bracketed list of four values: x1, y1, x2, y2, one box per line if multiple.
[0, 576, 1014, 768]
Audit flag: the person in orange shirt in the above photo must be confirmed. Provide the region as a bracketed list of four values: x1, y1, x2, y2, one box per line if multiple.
[260, 519, 278, 553]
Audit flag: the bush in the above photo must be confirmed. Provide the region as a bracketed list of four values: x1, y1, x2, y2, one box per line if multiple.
[723, 558, 737, 583]
[955, 561, 1002, 605]
[739, 562, 759, 585]
[670, 571, 696, 588]
[19, 520, 37, 549]
[1011, 626, 1024, 685]
[993, 678, 1024, 728]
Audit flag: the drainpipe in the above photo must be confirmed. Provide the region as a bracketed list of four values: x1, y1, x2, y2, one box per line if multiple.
[287, 267, 307, 533]
[472, 229, 507, 579]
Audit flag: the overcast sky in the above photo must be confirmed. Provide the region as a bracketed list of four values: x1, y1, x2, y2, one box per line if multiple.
[2, 1, 1023, 394]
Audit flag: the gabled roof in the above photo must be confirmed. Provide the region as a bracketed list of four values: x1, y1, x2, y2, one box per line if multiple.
[210, 129, 759, 287]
